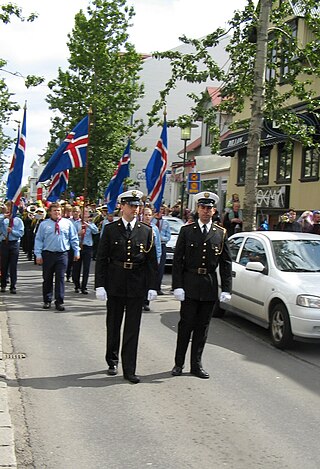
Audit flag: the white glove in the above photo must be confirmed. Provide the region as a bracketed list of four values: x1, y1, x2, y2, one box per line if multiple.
[174, 288, 185, 302]
[147, 290, 157, 301]
[96, 287, 107, 301]
[220, 292, 231, 303]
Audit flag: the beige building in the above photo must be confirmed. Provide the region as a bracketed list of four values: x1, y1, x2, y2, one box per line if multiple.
[220, 2, 320, 229]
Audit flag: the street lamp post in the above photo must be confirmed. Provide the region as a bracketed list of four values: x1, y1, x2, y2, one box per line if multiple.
[180, 126, 192, 220]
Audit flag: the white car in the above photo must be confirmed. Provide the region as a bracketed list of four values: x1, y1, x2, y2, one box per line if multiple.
[162, 216, 185, 266]
[215, 231, 320, 349]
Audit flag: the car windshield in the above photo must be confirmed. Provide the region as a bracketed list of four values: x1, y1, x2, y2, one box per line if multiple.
[272, 240, 320, 272]
[166, 219, 184, 235]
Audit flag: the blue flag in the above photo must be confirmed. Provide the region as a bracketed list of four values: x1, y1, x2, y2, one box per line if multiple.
[145, 118, 168, 212]
[6, 106, 26, 206]
[104, 140, 130, 212]
[47, 170, 69, 202]
[37, 115, 89, 183]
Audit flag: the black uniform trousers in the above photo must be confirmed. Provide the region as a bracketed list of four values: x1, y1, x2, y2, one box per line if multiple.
[0, 240, 20, 290]
[157, 243, 166, 291]
[175, 297, 214, 369]
[42, 250, 68, 305]
[106, 295, 144, 375]
[72, 245, 92, 291]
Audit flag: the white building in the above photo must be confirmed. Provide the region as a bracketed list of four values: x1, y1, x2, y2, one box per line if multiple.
[131, 36, 230, 207]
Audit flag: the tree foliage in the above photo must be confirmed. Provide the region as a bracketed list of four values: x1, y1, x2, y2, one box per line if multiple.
[148, 0, 320, 227]
[45, 0, 145, 201]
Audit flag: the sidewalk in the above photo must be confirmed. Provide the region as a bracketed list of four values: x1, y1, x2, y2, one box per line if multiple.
[0, 297, 17, 468]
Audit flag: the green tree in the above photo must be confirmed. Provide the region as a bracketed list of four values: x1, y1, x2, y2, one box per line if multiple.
[45, 0, 144, 201]
[149, 0, 320, 229]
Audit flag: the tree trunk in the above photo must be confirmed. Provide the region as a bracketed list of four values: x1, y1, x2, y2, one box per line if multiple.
[243, 0, 273, 231]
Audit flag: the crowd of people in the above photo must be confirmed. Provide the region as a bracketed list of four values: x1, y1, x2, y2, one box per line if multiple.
[2, 189, 320, 384]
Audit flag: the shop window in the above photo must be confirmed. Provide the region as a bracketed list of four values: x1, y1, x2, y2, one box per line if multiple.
[237, 148, 246, 186]
[258, 147, 270, 185]
[301, 147, 319, 181]
[276, 142, 292, 183]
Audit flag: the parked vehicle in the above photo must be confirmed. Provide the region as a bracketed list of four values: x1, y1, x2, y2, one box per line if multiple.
[163, 216, 184, 266]
[215, 231, 320, 349]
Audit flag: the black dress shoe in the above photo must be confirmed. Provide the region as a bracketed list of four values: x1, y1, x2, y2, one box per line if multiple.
[124, 374, 140, 384]
[55, 304, 65, 311]
[171, 365, 183, 376]
[42, 302, 51, 309]
[143, 305, 150, 311]
[190, 367, 210, 379]
[74, 288, 80, 293]
[0, 287, 6, 293]
[107, 365, 118, 376]
[81, 289, 88, 295]
[10, 287, 16, 294]
[157, 290, 164, 295]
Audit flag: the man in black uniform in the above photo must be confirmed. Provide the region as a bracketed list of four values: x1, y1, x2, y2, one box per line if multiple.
[171, 191, 232, 379]
[95, 190, 158, 384]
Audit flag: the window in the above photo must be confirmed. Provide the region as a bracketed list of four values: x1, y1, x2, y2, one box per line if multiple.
[276, 142, 293, 183]
[205, 123, 213, 146]
[237, 148, 246, 185]
[280, 19, 298, 82]
[301, 147, 319, 181]
[266, 33, 277, 82]
[239, 238, 268, 269]
[228, 236, 244, 262]
[258, 147, 270, 185]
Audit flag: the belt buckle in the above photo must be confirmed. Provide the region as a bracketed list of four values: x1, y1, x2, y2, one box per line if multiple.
[124, 262, 133, 269]
[198, 268, 207, 275]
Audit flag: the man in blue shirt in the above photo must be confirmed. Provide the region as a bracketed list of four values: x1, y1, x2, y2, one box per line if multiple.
[72, 207, 98, 294]
[34, 202, 80, 311]
[151, 206, 171, 294]
[0, 203, 25, 294]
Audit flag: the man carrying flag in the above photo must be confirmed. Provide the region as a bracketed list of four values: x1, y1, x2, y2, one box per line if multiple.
[37, 115, 89, 183]
[1, 106, 26, 294]
[104, 139, 131, 213]
[145, 114, 168, 213]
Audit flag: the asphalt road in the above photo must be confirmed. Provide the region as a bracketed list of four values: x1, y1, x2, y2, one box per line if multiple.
[2, 253, 320, 469]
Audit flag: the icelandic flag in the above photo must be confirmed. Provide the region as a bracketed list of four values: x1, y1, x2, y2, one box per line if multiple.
[37, 115, 89, 183]
[6, 106, 26, 207]
[104, 140, 130, 212]
[145, 117, 168, 212]
[47, 170, 69, 202]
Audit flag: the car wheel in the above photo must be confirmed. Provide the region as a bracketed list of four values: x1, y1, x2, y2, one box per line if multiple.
[270, 303, 293, 349]
[212, 300, 225, 318]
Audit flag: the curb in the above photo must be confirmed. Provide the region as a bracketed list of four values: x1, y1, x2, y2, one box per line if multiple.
[0, 300, 17, 468]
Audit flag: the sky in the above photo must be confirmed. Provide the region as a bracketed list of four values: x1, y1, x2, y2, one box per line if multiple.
[0, 0, 250, 184]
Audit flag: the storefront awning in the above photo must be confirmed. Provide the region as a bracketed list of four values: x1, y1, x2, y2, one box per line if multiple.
[219, 128, 287, 156]
[220, 113, 320, 156]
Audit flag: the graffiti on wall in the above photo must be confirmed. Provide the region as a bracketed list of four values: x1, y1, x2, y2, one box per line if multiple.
[256, 186, 288, 208]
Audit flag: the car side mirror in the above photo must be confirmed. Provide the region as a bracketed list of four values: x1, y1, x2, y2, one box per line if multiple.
[245, 261, 266, 273]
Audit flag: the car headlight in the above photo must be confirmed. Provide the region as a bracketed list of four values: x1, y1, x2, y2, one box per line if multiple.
[296, 295, 320, 308]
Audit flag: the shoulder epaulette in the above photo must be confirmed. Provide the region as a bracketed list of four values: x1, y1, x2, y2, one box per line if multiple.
[214, 223, 227, 234]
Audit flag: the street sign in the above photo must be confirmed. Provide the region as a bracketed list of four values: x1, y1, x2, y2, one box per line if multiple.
[187, 172, 200, 194]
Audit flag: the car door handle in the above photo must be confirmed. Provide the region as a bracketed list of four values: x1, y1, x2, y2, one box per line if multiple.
[232, 271, 236, 277]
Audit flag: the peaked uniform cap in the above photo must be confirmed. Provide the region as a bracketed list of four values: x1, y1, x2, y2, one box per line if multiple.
[194, 191, 219, 207]
[118, 190, 144, 206]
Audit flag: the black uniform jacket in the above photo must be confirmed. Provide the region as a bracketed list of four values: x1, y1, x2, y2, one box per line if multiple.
[95, 219, 158, 298]
[172, 222, 232, 301]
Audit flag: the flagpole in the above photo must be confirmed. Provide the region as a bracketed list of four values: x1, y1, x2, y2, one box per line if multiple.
[83, 106, 93, 205]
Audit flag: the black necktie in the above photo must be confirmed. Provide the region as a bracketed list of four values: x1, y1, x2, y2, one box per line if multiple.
[127, 222, 132, 237]
[202, 224, 207, 236]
